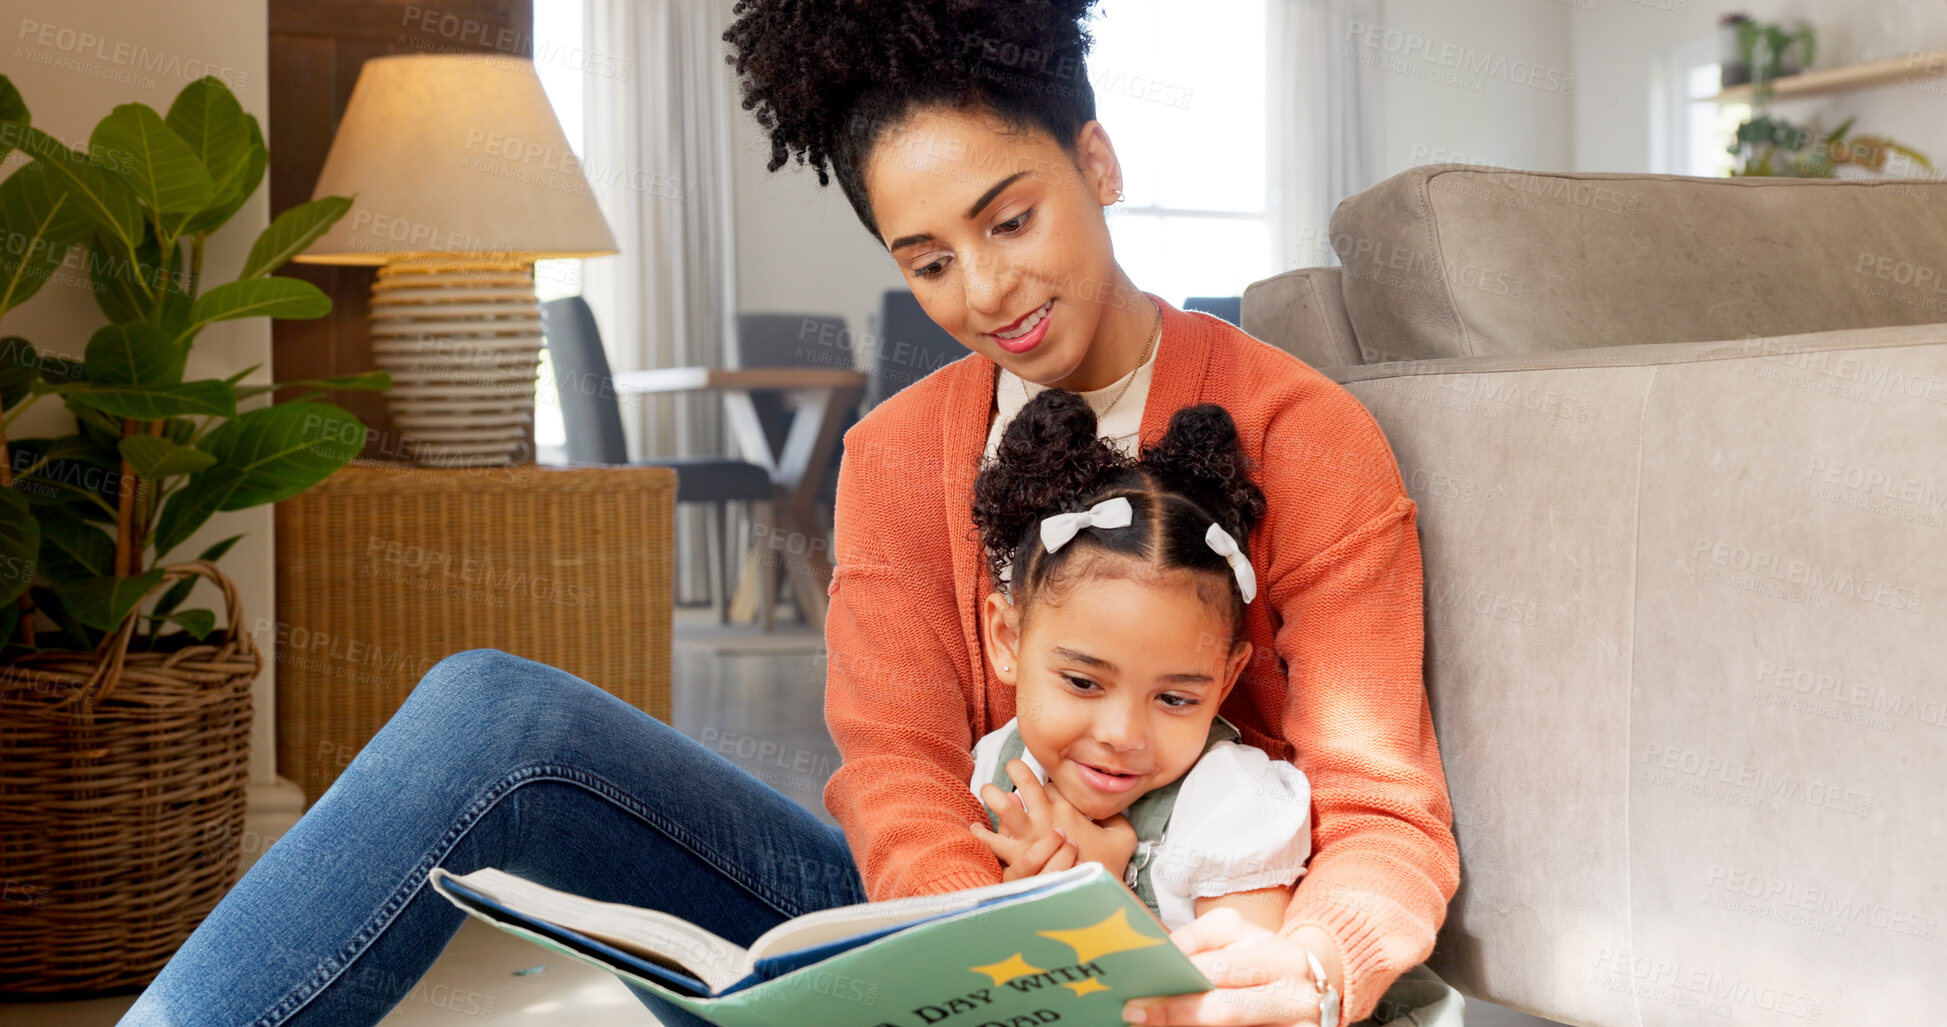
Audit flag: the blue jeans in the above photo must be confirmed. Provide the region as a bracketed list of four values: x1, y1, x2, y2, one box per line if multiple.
[121, 649, 867, 1026]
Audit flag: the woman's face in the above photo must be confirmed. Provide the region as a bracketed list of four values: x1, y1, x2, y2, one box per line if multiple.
[862, 106, 1148, 391]
[980, 564, 1253, 821]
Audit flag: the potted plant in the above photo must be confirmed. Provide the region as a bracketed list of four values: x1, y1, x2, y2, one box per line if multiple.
[1735, 17, 1817, 103]
[1730, 113, 1933, 178]
[0, 73, 387, 993]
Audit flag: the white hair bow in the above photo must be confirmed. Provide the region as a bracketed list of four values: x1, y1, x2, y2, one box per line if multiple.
[1040, 496, 1133, 553]
[1205, 523, 1257, 604]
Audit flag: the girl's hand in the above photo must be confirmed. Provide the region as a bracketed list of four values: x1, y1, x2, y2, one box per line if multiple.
[970, 759, 1079, 881]
[1040, 779, 1137, 880]
[1120, 908, 1341, 1027]
[970, 760, 1137, 880]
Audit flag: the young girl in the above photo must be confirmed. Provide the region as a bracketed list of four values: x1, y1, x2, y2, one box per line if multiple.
[964, 389, 1313, 930]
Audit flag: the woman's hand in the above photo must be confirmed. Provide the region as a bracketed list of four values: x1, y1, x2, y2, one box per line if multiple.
[969, 759, 1136, 881]
[1120, 908, 1342, 1027]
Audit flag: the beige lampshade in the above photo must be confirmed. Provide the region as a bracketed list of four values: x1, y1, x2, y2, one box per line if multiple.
[295, 53, 617, 265]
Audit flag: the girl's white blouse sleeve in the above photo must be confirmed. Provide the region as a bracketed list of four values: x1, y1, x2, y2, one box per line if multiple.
[1148, 741, 1313, 929]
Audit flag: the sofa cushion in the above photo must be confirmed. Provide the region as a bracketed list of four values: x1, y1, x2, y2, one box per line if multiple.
[1330, 164, 1947, 361]
[1328, 322, 1947, 1026]
[1240, 267, 1361, 368]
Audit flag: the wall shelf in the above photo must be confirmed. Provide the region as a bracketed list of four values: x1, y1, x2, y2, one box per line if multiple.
[1713, 52, 1947, 103]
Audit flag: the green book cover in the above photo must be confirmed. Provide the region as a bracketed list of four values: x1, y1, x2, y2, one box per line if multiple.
[431, 863, 1213, 1027]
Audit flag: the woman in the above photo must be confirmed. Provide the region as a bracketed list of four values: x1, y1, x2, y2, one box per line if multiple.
[124, 1, 1459, 1024]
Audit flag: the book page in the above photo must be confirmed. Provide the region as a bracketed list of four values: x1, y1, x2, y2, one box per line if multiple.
[432, 868, 751, 992]
[744, 864, 1100, 961]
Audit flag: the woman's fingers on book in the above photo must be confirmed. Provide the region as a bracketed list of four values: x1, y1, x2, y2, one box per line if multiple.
[1122, 979, 1323, 1026]
[1118, 920, 1326, 1026]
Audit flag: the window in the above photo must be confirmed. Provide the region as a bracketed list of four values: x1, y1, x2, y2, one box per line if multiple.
[1090, 0, 1272, 306]
[1652, 35, 1743, 177]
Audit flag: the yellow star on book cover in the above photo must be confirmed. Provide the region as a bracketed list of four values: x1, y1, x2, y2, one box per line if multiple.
[1062, 977, 1111, 997]
[1035, 908, 1166, 963]
[968, 952, 1045, 987]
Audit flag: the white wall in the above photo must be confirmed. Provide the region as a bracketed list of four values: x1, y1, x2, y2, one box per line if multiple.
[1, 0, 279, 784]
[1572, 0, 1947, 173]
[1366, 0, 1576, 175]
[730, 110, 907, 365]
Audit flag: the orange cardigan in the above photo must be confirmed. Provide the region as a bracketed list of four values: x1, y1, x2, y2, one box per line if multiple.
[823, 295, 1458, 1020]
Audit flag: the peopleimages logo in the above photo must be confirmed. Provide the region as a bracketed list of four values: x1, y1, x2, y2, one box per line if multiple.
[1343, 22, 1575, 95]
[1691, 537, 1922, 613]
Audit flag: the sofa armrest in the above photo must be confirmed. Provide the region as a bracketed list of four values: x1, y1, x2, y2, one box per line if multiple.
[1329, 322, 1947, 1026]
[1241, 266, 1362, 369]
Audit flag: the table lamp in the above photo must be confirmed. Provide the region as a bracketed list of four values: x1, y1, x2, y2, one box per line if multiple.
[293, 53, 617, 467]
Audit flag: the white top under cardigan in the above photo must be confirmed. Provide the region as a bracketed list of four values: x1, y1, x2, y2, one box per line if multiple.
[969, 717, 1313, 930]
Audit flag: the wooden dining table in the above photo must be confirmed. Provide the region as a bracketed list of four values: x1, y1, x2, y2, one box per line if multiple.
[611, 366, 867, 627]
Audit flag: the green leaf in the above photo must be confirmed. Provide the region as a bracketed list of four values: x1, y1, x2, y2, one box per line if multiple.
[164, 78, 250, 207]
[199, 402, 363, 509]
[183, 114, 264, 236]
[37, 516, 116, 584]
[86, 226, 160, 324]
[241, 195, 353, 279]
[61, 379, 236, 420]
[0, 337, 39, 409]
[9, 124, 143, 253]
[148, 607, 217, 641]
[0, 162, 93, 315]
[0, 78, 29, 161]
[65, 568, 167, 631]
[90, 103, 215, 219]
[152, 465, 242, 557]
[232, 369, 392, 402]
[119, 434, 217, 479]
[149, 533, 240, 616]
[84, 322, 186, 386]
[0, 487, 39, 606]
[184, 277, 330, 339]
[31, 584, 97, 652]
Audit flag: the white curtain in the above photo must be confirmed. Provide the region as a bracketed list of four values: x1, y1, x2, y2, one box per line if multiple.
[582, 0, 740, 601]
[1267, 0, 1381, 270]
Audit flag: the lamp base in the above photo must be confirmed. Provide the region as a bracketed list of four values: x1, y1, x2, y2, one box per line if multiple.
[368, 259, 541, 467]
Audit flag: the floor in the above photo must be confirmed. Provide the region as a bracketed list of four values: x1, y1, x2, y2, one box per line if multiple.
[5, 605, 1562, 1026]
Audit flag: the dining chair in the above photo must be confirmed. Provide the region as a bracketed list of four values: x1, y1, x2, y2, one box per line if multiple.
[868, 290, 966, 410]
[1183, 295, 1243, 326]
[734, 313, 853, 511]
[540, 297, 778, 629]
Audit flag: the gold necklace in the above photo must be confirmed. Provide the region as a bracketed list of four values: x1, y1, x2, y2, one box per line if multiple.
[1017, 298, 1160, 423]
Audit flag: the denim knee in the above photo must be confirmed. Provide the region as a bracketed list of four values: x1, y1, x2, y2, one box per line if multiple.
[391, 648, 577, 740]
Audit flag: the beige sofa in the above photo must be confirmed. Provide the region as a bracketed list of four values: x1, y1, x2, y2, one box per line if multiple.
[1243, 165, 1946, 1027]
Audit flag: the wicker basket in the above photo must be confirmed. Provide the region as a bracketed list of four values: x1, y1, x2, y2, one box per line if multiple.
[274, 461, 675, 804]
[0, 561, 260, 995]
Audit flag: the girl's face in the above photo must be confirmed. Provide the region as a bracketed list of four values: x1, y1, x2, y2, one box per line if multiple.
[861, 106, 1153, 392]
[981, 564, 1253, 822]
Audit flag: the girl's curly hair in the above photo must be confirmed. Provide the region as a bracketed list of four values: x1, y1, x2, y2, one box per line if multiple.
[722, 0, 1102, 240]
[972, 390, 1269, 644]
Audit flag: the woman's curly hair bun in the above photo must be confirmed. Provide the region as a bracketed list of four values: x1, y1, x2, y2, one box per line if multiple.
[722, 0, 1103, 237]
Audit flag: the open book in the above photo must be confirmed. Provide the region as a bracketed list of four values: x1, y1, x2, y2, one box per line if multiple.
[430, 862, 1212, 1027]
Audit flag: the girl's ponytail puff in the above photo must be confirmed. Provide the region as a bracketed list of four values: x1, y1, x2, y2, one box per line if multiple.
[972, 389, 1135, 594]
[1139, 404, 1268, 543]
